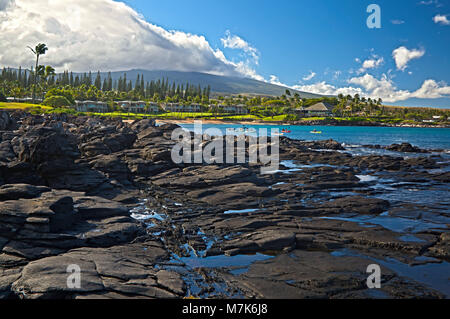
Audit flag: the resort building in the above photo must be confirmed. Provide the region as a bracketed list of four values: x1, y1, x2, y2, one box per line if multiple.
[147, 102, 160, 114]
[303, 102, 334, 117]
[220, 104, 249, 114]
[162, 103, 181, 112]
[185, 103, 202, 112]
[7, 97, 43, 103]
[119, 101, 147, 114]
[75, 101, 109, 113]
[162, 103, 202, 113]
[294, 106, 306, 117]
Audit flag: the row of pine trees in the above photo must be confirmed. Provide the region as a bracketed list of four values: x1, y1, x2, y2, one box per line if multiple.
[1, 67, 211, 100]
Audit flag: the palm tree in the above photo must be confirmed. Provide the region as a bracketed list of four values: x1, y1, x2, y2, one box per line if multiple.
[37, 65, 55, 85]
[37, 65, 55, 100]
[377, 98, 383, 106]
[28, 43, 48, 103]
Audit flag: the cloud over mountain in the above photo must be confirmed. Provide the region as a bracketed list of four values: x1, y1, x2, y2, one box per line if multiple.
[0, 0, 256, 78]
[221, 31, 259, 64]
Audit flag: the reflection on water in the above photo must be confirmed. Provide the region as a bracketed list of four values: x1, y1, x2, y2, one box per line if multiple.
[175, 251, 274, 270]
[321, 213, 448, 233]
[372, 183, 450, 211]
[224, 208, 261, 215]
[130, 200, 167, 223]
[331, 248, 450, 297]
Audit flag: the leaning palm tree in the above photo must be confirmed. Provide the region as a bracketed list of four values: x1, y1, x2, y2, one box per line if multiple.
[28, 43, 48, 103]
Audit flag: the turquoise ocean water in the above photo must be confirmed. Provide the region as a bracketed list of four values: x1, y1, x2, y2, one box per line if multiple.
[180, 124, 450, 151]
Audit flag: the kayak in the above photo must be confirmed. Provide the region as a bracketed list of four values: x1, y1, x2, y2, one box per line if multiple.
[310, 131, 322, 134]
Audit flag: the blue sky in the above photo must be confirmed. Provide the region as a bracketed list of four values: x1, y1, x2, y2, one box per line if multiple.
[1, 0, 449, 107]
[122, 0, 450, 108]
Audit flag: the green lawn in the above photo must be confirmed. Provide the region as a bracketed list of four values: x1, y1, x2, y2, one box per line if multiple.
[0, 102, 53, 110]
[222, 115, 261, 120]
[299, 117, 326, 121]
[262, 115, 289, 121]
[89, 111, 152, 117]
[155, 112, 215, 118]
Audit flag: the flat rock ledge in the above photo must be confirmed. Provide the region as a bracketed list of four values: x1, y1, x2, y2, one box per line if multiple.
[0, 184, 185, 299]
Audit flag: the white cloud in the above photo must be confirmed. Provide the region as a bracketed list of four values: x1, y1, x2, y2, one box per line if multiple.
[419, 0, 443, 7]
[333, 71, 342, 80]
[221, 30, 259, 64]
[268, 75, 284, 86]
[412, 79, 450, 99]
[292, 82, 364, 97]
[293, 73, 450, 103]
[0, 0, 261, 79]
[392, 46, 425, 71]
[357, 55, 384, 73]
[235, 62, 265, 82]
[433, 14, 450, 25]
[348, 74, 411, 102]
[302, 71, 316, 81]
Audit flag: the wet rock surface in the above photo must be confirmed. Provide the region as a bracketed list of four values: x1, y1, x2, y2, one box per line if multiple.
[0, 111, 448, 299]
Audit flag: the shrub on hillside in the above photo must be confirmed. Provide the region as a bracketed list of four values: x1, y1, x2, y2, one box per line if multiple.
[45, 88, 75, 104]
[43, 95, 72, 108]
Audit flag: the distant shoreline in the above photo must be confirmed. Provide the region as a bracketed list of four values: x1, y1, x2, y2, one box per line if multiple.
[155, 119, 450, 128]
[0, 103, 447, 128]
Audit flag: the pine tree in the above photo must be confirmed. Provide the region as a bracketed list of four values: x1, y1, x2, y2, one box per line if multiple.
[94, 71, 102, 90]
[18, 66, 22, 84]
[107, 72, 113, 91]
[184, 82, 189, 99]
[140, 75, 145, 96]
[118, 76, 123, 92]
[102, 78, 108, 91]
[135, 74, 140, 92]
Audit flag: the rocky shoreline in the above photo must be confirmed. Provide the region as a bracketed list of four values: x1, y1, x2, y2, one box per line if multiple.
[0, 110, 449, 299]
